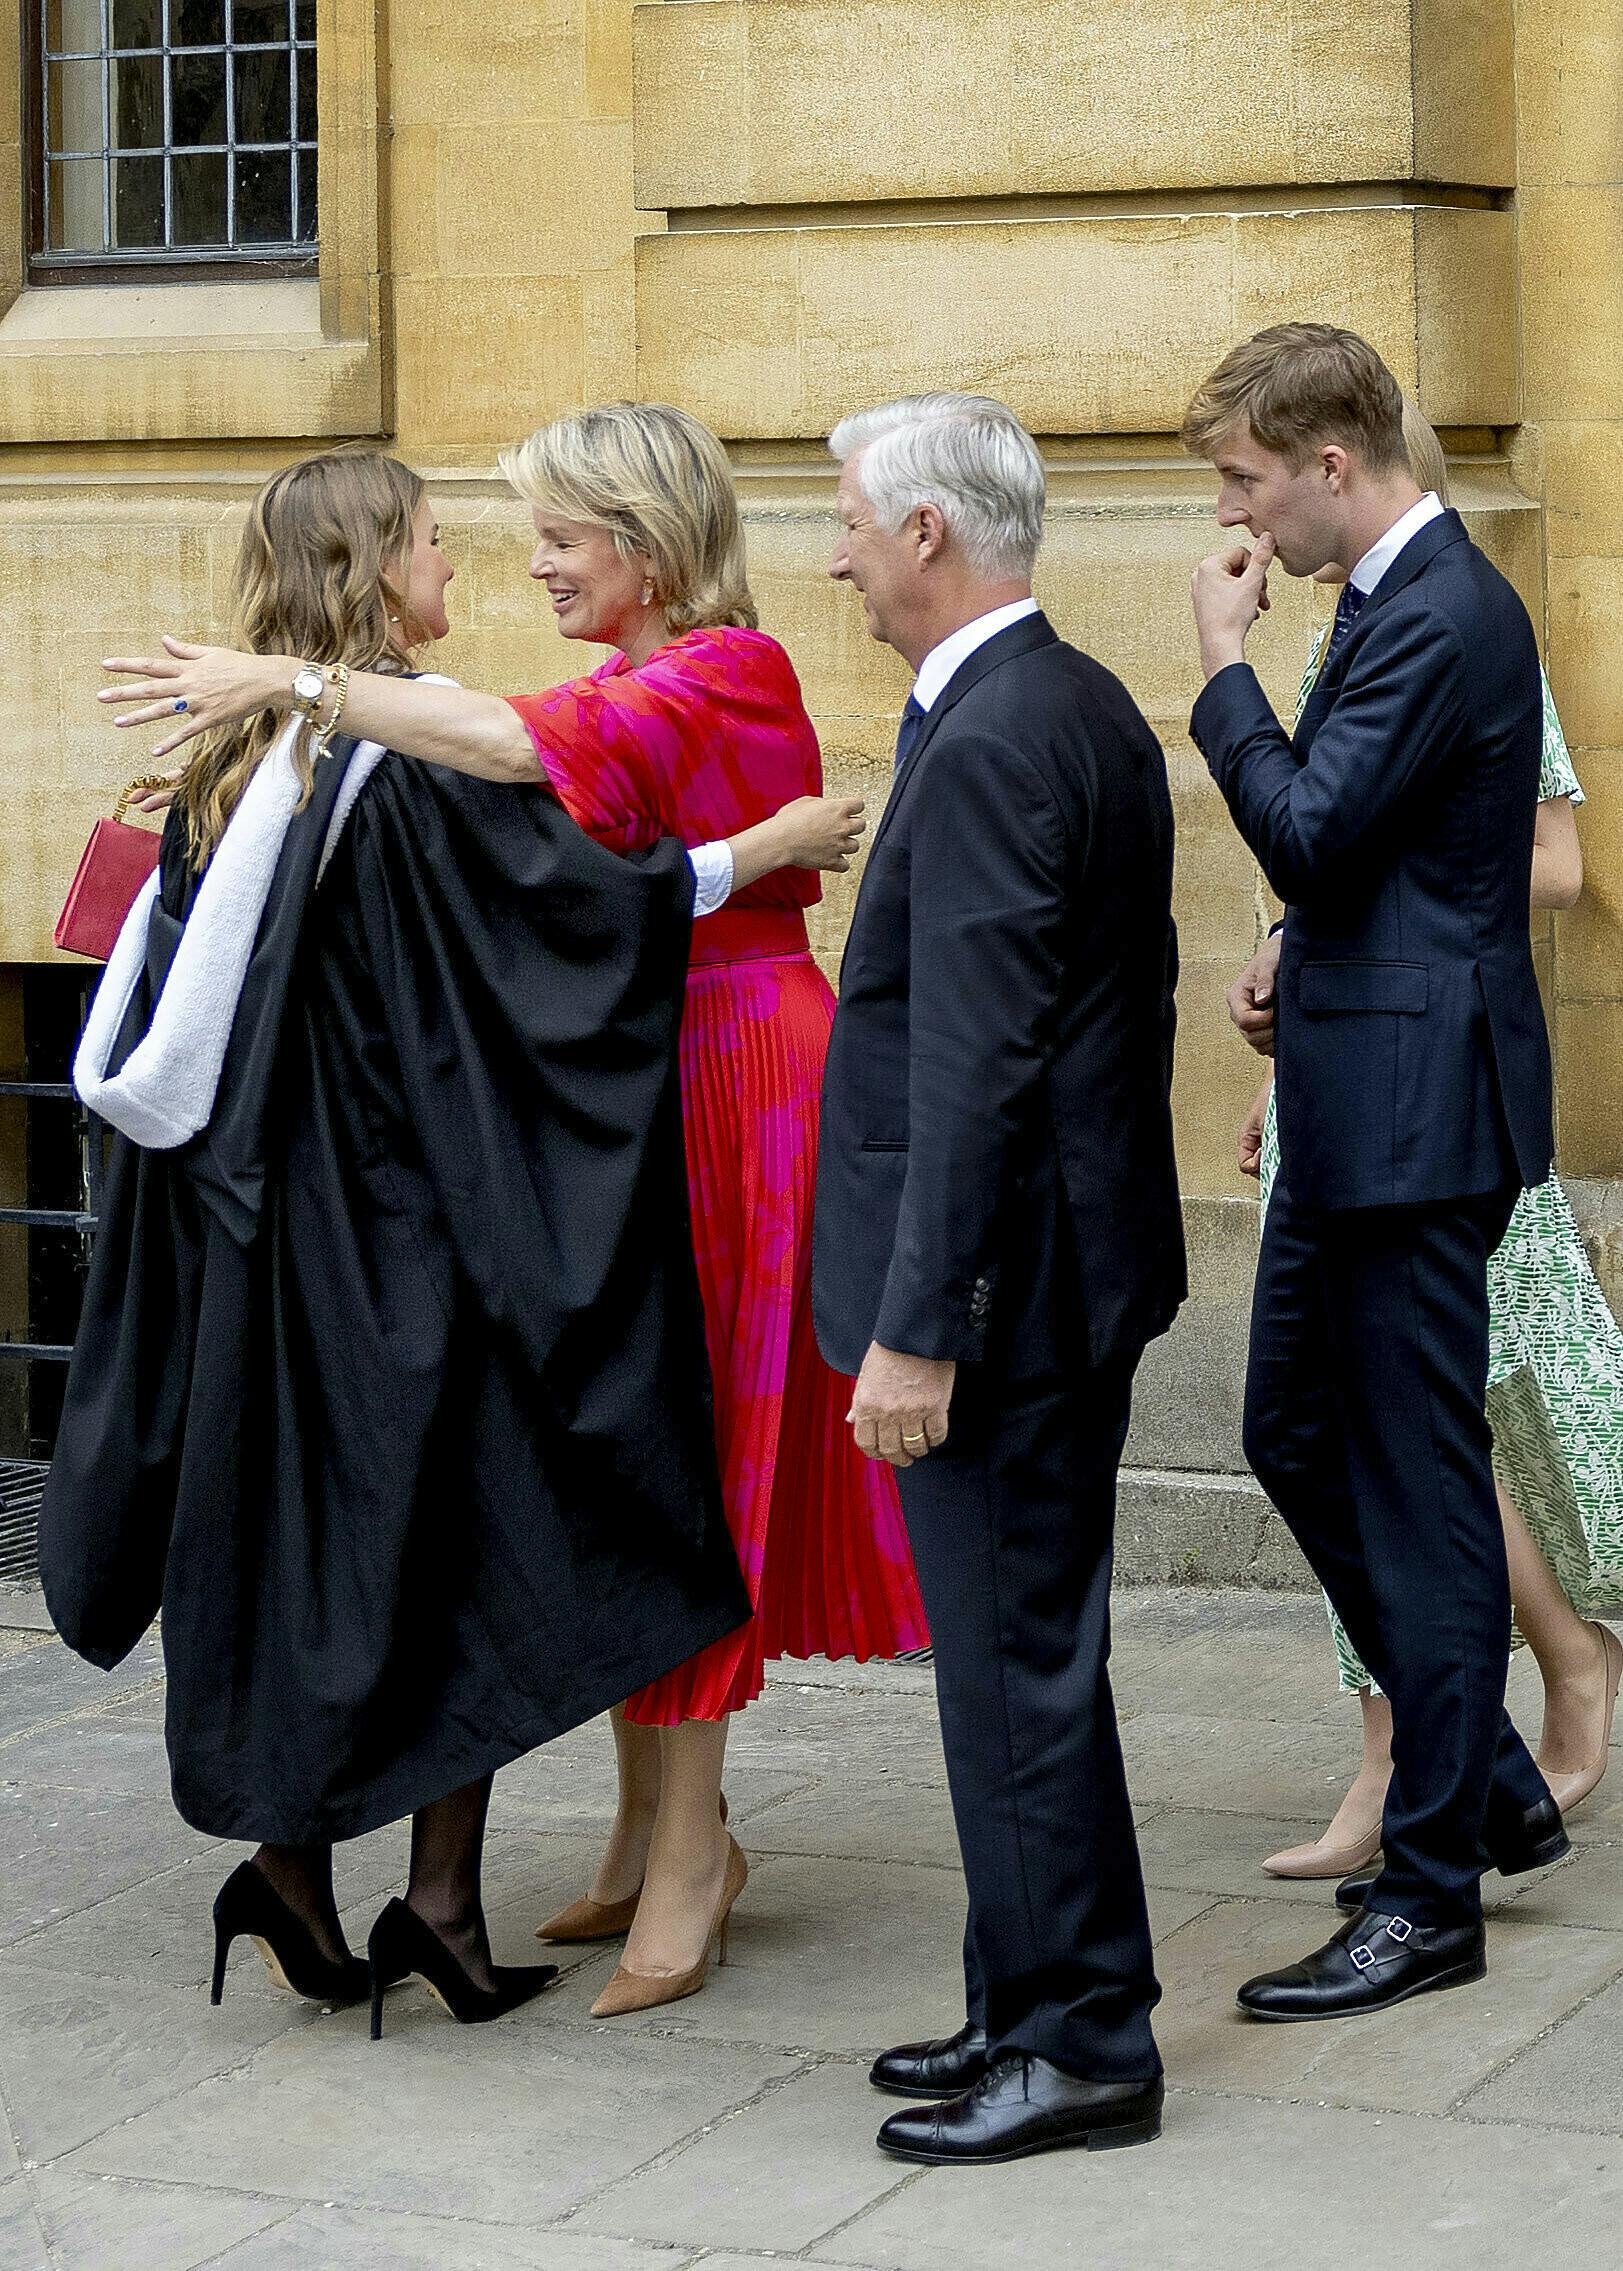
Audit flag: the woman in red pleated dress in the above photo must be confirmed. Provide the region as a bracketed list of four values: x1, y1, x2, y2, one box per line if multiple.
[500, 404, 928, 2013]
[114, 402, 928, 2012]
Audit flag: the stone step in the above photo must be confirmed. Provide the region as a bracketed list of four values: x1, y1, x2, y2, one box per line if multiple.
[1116, 1466, 1312, 1591]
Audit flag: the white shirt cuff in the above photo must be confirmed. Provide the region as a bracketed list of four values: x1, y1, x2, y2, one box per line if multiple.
[688, 839, 735, 917]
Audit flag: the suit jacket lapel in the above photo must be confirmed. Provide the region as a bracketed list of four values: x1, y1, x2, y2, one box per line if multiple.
[869, 612, 1059, 859]
[1360, 506, 1468, 611]
[1294, 510, 1470, 755]
[1295, 657, 1339, 755]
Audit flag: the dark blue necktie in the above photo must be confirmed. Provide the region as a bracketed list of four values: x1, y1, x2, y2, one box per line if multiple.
[1323, 580, 1367, 671]
[894, 693, 926, 777]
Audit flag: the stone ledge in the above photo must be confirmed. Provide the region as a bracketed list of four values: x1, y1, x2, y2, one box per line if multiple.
[1116, 1468, 1312, 1591]
[635, 204, 1520, 440]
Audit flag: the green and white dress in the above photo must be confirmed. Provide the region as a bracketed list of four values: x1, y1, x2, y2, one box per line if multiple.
[1257, 650, 1623, 1691]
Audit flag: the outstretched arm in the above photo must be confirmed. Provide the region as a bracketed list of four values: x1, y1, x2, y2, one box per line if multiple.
[105, 639, 868, 891]
[727, 795, 867, 889]
[102, 640, 536, 782]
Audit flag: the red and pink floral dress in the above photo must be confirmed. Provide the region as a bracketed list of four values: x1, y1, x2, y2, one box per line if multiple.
[508, 624, 927, 1722]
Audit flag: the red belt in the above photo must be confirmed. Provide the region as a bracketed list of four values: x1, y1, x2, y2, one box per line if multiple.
[688, 905, 810, 967]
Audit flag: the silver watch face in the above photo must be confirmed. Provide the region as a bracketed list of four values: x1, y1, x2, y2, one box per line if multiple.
[292, 667, 324, 707]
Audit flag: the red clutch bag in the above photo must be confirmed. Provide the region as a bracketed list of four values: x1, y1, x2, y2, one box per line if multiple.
[54, 779, 169, 962]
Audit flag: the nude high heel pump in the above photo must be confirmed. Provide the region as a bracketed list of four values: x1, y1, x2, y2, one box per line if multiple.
[590, 1834, 748, 2018]
[1543, 1623, 1623, 1816]
[1261, 1824, 1383, 1880]
[538, 1792, 729, 1945]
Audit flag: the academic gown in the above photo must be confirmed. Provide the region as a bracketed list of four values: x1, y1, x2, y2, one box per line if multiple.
[39, 741, 750, 1845]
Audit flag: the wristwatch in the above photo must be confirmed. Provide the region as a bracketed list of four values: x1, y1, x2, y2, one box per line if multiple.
[291, 664, 326, 719]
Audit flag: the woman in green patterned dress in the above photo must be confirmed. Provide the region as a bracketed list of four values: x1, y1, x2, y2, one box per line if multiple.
[1234, 405, 1623, 1879]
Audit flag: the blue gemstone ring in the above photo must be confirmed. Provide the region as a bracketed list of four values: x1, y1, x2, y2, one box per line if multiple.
[172, 697, 188, 714]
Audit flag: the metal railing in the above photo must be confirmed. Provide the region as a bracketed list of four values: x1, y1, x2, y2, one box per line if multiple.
[0, 1077, 103, 1369]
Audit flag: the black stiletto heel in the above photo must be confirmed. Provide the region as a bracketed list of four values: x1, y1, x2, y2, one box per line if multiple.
[210, 1860, 370, 2007]
[367, 1898, 558, 2040]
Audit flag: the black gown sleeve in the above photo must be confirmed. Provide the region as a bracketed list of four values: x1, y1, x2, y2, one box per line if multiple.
[317, 758, 727, 1551]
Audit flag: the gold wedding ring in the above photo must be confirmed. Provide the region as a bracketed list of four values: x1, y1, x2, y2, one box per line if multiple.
[902, 1431, 928, 1447]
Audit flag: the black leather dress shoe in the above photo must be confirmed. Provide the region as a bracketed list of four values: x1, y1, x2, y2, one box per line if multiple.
[1486, 1792, 1571, 1873]
[876, 2053, 1163, 2165]
[1337, 1795, 1571, 1912]
[869, 2021, 989, 2100]
[1238, 1908, 1486, 2021]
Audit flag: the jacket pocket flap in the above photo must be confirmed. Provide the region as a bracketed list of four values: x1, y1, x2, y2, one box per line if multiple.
[1299, 960, 1429, 1015]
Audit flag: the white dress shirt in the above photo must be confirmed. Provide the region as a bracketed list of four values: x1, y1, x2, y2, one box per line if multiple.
[1348, 491, 1446, 598]
[912, 597, 1041, 711]
[688, 839, 734, 916]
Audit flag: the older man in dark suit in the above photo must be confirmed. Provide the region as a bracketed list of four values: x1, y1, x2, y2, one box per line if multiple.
[814, 393, 1185, 2165]
[1185, 324, 1565, 2024]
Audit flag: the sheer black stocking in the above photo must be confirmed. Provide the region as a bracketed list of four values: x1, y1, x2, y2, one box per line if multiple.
[406, 1774, 497, 1992]
[250, 1841, 353, 1968]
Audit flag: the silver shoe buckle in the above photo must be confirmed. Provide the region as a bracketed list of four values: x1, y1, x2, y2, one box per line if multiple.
[1350, 1942, 1376, 1971]
[1385, 1916, 1413, 1944]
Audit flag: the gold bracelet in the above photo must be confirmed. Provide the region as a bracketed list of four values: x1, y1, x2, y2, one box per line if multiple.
[314, 662, 350, 754]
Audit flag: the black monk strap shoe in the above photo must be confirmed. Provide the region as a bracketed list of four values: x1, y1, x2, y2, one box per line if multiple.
[875, 2052, 1164, 2166]
[1238, 1908, 1486, 2022]
[1336, 1795, 1572, 1913]
[869, 2021, 989, 2100]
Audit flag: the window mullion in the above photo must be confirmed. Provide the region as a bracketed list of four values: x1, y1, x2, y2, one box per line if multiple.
[225, 0, 237, 250]
[99, 0, 112, 253]
[162, 0, 175, 251]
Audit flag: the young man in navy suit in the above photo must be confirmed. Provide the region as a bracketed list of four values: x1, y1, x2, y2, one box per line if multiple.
[814, 394, 1185, 2163]
[1185, 324, 1565, 2022]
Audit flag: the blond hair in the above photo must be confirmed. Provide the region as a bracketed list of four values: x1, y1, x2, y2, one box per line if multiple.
[1401, 397, 1452, 506]
[499, 403, 757, 635]
[177, 451, 426, 866]
[1182, 323, 1408, 475]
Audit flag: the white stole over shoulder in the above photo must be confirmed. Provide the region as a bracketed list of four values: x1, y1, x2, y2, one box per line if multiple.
[73, 677, 458, 1151]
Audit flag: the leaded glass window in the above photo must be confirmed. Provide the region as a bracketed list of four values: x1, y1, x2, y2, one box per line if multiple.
[33, 1, 317, 279]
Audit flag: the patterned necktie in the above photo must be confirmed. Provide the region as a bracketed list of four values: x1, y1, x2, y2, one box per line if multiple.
[1323, 580, 1367, 672]
[894, 693, 926, 777]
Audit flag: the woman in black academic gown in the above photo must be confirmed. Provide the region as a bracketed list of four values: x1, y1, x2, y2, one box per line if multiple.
[39, 450, 755, 2035]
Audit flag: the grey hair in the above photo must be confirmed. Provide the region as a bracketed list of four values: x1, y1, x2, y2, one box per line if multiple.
[828, 393, 1046, 579]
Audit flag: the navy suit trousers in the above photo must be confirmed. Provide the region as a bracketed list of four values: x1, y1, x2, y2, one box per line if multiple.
[895, 1355, 1162, 2082]
[1245, 1180, 1549, 1925]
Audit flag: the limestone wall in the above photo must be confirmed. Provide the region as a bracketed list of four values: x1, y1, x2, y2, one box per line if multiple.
[0, 1, 1619, 1563]
[1511, 2, 1623, 1188]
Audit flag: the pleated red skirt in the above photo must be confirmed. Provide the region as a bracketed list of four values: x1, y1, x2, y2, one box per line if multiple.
[623, 907, 929, 1724]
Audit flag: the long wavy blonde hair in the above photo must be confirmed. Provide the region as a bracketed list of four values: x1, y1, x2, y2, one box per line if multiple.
[499, 402, 757, 635]
[177, 450, 427, 866]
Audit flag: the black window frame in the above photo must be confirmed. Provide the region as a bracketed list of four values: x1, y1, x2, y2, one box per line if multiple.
[24, 1, 320, 288]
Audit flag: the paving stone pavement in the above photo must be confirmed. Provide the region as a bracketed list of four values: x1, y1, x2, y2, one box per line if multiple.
[2, 1582, 1620, 2270]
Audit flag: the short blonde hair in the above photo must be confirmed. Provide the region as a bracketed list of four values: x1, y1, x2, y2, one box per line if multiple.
[1401, 397, 1452, 506]
[499, 402, 757, 634]
[1182, 323, 1407, 475]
